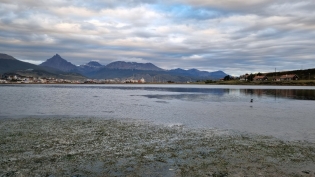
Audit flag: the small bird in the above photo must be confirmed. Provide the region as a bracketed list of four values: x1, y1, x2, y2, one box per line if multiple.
[250, 99, 253, 103]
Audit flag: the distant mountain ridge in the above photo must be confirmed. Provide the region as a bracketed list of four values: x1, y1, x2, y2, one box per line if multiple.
[1, 53, 228, 81]
[75, 59, 227, 80]
[169, 68, 227, 78]
[106, 61, 164, 71]
[40, 54, 77, 72]
[85, 61, 103, 67]
[78, 61, 105, 74]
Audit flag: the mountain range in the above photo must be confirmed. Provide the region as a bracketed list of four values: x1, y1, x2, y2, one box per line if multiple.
[1, 53, 228, 82]
[0, 54, 85, 80]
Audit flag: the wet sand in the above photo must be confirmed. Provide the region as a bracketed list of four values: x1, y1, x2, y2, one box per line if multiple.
[1, 117, 315, 177]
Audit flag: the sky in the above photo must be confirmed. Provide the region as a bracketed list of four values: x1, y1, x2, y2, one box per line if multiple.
[0, 0, 315, 76]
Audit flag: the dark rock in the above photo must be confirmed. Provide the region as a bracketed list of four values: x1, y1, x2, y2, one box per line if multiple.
[302, 170, 310, 174]
[212, 171, 228, 177]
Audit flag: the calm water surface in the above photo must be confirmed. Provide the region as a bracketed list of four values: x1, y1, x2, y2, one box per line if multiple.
[1, 84, 315, 142]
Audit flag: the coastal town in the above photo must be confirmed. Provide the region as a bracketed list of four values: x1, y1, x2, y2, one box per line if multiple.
[0, 72, 304, 84]
[0, 73, 146, 84]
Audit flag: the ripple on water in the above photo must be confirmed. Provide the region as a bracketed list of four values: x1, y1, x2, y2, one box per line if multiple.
[0, 84, 315, 142]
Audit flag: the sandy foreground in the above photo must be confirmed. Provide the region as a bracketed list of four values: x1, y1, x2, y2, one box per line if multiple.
[0, 117, 315, 177]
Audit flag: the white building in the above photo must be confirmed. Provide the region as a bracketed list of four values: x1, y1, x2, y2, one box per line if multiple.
[139, 78, 145, 83]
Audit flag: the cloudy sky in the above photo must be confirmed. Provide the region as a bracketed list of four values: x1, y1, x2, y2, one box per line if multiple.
[1, 0, 315, 75]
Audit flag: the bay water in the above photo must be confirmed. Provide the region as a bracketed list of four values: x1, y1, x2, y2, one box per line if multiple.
[1, 84, 315, 142]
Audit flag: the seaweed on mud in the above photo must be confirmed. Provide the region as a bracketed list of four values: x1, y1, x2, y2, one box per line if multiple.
[0, 117, 315, 177]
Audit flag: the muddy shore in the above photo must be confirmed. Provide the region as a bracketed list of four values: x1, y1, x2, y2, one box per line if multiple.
[1, 117, 315, 177]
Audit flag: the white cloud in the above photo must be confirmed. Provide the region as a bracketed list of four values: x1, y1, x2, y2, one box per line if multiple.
[182, 54, 203, 60]
[118, 57, 147, 63]
[19, 59, 43, 65]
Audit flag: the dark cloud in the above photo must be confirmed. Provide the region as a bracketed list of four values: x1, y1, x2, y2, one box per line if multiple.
[0, 0, 314, 75]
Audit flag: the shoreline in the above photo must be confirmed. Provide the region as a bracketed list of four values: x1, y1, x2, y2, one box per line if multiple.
[1, 80, 315, 86]
[1, 117, 315, 176]
[1, 81, 315, 86]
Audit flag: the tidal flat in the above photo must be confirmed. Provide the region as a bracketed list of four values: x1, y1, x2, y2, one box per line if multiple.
[1, 118, 315, 177]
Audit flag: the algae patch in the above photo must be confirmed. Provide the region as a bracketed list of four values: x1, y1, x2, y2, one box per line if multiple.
[0, 118, 314, 177]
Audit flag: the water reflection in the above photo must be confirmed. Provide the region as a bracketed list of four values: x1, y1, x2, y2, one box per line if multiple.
[2, 84, 315, 100]
[241, 89, 315, 100]
[124, 87, 315, 101]
[0, 84, 227, 94]
[141, 89, 315, 102]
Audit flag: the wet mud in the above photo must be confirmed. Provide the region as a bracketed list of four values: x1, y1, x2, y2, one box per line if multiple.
[1, 118, 315, 177]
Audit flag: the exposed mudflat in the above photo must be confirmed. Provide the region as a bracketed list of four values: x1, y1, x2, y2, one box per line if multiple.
[1, 118, 315, 177]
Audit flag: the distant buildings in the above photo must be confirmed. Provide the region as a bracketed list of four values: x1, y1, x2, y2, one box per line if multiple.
[253, 75, 268, 81]
[239, 73, 299, 82]
[139, 78, 145, 83]
[1, 73, 82, 84]
[0, 73, 147, 84]
[279, 74, 299, 81]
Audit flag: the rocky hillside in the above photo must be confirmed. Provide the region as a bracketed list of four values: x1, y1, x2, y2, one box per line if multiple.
[40, 54, 77, 72]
